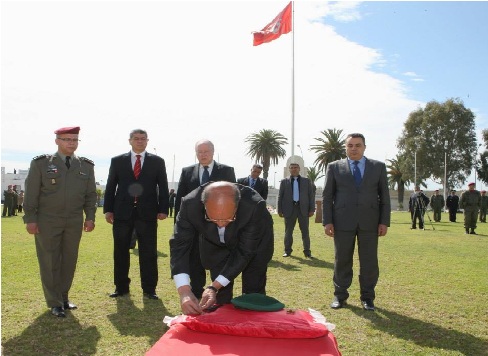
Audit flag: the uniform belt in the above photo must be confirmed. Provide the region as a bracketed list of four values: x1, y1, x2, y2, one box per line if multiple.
[293, 201, 299, 205]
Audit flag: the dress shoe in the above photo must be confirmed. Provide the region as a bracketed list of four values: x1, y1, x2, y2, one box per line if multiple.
[465, 229, 470, 234]
[109, 290, 129, 298]
[330, 297, 347, 309]
[282, 252, 291, 257]
[51, 306, 66, 317]
[63, 301, 77, 310]
[143, 292, 159, 300]
[304, 253, 313, 259]
[470, 230, 477, 235]
[361, 298, 375, 311]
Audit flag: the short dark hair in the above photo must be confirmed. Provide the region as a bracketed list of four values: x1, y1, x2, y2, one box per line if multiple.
[346, 133, 366, 145]
[130, 129, 148, 138]
[252, 164, 263, 170]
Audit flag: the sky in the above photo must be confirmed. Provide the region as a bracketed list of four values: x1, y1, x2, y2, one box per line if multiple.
[2, 1, 488, 190]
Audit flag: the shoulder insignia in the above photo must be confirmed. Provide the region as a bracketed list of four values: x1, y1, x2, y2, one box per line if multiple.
[33, 154, 51, 161]
[80, 157, 95, 166]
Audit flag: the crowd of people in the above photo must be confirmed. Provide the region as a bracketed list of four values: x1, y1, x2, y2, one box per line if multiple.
[11, 126, 481, 319]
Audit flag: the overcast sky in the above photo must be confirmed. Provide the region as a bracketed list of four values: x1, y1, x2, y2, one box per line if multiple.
[2, 1, 487, 190]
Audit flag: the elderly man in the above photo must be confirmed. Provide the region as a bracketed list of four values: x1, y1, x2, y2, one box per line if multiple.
[170, 181, 274, 315]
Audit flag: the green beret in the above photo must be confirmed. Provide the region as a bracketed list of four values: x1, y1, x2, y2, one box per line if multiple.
[231, 293, 285, 312]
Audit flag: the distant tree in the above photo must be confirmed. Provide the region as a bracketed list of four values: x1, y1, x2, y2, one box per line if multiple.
[306, 166, 324, 196]
[310, 128, 347, 173]
[386, 155, 411, 210]
[397, 98, 477, 188]
[476, 129, 488, 185]
[245, 129, 288, 180]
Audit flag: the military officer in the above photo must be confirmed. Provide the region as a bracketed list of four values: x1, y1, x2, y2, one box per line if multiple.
[479, 190, 488, 223]
[459, 182, 481, 234]
[430, 189, 445, 222]
[23, 126, 97, 317]
[2, 185, 14, 217]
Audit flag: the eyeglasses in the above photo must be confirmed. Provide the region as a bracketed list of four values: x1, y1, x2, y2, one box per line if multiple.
[57, 138, 80, 143]
[204, 208, 237, 224]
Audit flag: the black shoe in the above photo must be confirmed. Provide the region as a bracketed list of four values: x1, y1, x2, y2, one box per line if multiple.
[361, 299, 375, 311]
[410, 227, 416, 230]
[51, 306, 66, 317]
[143, 292, 159, 300]
[63, 301, 77, 310]
[304, 253, 313, 259]
[470, 230, 477, 235]
[109, 290, 129, 298]
[330, 297, 347, 309]
[282, 252, 291, 257]
[465, 229, 470, 234]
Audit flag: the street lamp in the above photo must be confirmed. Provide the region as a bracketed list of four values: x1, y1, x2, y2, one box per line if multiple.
[274, 171, 277, 188]
[475, 143, 482, 189]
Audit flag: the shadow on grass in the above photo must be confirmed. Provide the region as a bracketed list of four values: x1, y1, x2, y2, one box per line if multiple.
[2, 311, 101, 355]
[349, 304, 488, 354]
[107, 296, 169, 346]
[131, 248, 167, 258]
[268, 256, 334, 270]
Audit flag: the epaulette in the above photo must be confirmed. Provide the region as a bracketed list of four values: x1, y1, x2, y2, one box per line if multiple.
[33, 154, 51, 161]
[80, 157, 95, 165]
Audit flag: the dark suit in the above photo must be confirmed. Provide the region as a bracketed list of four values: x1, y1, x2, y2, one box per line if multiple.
[104, 151, 169, 294]
[322, 158, 390, 301]
[170, 183, 274, 304]
[174, 161, 236, 298]
[237, 176, 269, 200]
[277, 175, 315, 256]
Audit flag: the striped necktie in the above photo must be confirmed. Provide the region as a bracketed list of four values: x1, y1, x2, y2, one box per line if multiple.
[134, 155, 142, 179]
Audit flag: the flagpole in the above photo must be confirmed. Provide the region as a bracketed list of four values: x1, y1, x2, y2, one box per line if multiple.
[291, 1, 295, 157]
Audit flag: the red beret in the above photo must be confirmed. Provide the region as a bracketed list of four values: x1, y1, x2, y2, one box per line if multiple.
[54, 126, 80, 134]
[482, 190, 486, 193]
[468, 182, 475, 186]
[435, 189, 439, 191]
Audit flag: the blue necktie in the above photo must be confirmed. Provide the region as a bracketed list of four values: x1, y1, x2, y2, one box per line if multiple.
[293, 177, 299, 201]
[201, 166, 210, 184]
[250, 178, 256, 188]
[353, 161, 362, 187]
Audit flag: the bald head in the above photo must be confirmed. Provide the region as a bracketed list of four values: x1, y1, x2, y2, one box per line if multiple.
[202, 182, 240, 227]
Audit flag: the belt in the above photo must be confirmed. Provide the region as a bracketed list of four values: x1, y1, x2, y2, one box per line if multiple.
[293, 201, 299, 205]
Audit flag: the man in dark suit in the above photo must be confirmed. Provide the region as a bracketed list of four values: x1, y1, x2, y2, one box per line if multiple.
[237, 164, 269, 200]
[104, 129, 169, 300]
[278, 163, 315, 258]
[446, 190, 459, 222]
[409, 186, 430, 229]
[323, 133, 390, 312]
[174, 139, 236, 299]
[170, 182, 274, 315]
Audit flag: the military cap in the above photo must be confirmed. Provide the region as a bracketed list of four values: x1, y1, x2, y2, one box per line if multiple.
[468, 182, 475, 186]
[231, 293, 285, 311]
[54, 126, 80, 134]
[482, 190, 486, 193]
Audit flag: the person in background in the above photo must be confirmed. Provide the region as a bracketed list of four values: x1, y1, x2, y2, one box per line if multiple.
[104, 129, 169, 300]
[168, 188, 176, 217]
[459, 182, 481, 235]
[409, 186, 430, 230]
[23, 126, 97, 317]
[17, 189, 24, 214]
[322, 133, 390, 312]
[446, 190, 459, 222]
[237, 164, 269, 200]
[430, 189, 445, 222]
[479, 190, 488, 223]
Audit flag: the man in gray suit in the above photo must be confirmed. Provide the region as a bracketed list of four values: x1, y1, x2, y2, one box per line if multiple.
[278, 162, 315, 258]
[323, 133, 390, 311]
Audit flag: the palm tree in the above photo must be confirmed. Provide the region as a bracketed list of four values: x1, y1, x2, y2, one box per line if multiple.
[310, 129, 346, 173]
[245, 129, 288, 180]
[306, 166, 324, 195]
[386, 155, 410, 210]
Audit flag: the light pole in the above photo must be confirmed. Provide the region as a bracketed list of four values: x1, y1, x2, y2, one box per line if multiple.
[274, 171, 277, 188]
[444, 140, 448, 204]
[475, 143, 482, 190]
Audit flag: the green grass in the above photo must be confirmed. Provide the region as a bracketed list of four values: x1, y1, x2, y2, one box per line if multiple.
[2, 210, 487, 355]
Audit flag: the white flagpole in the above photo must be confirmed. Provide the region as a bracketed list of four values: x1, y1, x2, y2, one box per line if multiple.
[291, 1, 295, 157]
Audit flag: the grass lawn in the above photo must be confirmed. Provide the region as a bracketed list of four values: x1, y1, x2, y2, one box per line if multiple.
[1, 209, 487, 355]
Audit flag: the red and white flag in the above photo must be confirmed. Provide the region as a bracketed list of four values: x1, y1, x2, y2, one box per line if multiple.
[253, 2, 292, 46]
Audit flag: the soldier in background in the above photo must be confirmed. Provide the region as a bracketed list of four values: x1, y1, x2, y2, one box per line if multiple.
[459, 182, 481, 235]
[408, 186, 430, 230]
[2, 185, 14, 217]
[23, 126, 97, 317]
[430, 189, 445, 222]
[446, 190, 460, 222]
[479, 190, 488, 223]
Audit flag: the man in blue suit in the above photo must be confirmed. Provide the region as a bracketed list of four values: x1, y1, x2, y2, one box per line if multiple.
[104, 129, 169, 300]
[323, 133, 390, 311]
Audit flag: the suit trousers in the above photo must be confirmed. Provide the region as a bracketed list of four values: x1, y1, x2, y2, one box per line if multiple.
[448, 208, 457, 222]
[284, 205, 311, 255]
[35, 215, 83, 307]
[112, 208, 158, 293]
[411, 209, 424, 229]
[333, 229, 379, 301]
[433, 208, 442, 222]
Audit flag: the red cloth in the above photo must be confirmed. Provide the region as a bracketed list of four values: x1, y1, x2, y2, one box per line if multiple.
[146, 305, 341, 355]
[253, 2, 292, 46]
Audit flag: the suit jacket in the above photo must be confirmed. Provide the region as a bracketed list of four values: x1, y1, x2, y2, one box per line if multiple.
[277, 176, 315, 218]
[174, 161, 236, 219]
[170, 184, 274, 282]
[103, 152, 169, 220]
[322, 158, 390, 231]
[237, 176, 269, 200]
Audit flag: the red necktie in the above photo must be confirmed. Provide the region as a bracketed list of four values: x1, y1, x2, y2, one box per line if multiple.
[134, 155, 141, 179]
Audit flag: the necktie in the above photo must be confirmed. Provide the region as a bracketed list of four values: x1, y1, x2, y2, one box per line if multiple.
[353, 161, 362, 187]
[293, 177, 299, 201]
[65, 156, 71, 169]
[201, 166, 210, 184]
[250, 178, 256, 188]
[134, 155, 141, 179]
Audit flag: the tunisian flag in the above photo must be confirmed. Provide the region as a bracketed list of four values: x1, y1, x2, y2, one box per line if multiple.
[253, 2, 292, 46]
